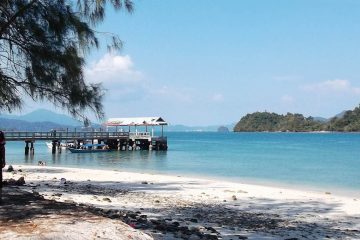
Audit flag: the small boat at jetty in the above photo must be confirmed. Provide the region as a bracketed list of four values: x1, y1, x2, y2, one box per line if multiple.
[68, 143, 112, 153]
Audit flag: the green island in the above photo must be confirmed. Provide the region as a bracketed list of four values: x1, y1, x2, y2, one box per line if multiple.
[234, 105, 360, 132]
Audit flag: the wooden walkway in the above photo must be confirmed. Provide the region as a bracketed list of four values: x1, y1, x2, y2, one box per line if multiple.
[3, 131, 151, 141]
[3, 131, 168, 153]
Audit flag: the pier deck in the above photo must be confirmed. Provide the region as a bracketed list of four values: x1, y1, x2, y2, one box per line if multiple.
[3, 131, 168, 154]
[4, 131, 130, 141]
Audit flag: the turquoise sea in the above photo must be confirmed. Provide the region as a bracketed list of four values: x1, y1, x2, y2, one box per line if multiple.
[4, 132, 360, 195]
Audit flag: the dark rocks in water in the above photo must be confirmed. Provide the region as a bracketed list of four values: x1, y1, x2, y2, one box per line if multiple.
[7, 165, 14, 172]
[102, 197, 112, 202]
[232, 195, 237, 200]
[217, 126, 230, 132]
[141, 181, 148, 184]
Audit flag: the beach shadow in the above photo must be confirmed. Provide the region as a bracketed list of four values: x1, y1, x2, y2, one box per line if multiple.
[0, 186, 85, 223]
[28, 179, 184, 196]
[22, 168, 67, 174]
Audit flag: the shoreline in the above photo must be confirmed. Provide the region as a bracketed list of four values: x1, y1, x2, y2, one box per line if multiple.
[7, 161, 360, 199]
[2, 164, 360, 239]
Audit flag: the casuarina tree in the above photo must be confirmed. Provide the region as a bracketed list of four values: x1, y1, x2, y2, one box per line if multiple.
[0, 0, 133, 122]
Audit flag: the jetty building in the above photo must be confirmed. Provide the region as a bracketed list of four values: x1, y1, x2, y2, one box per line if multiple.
[104, 117, 168, 151]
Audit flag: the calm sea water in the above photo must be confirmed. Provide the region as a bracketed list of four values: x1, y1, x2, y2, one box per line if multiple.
[4, 132, 360, 194]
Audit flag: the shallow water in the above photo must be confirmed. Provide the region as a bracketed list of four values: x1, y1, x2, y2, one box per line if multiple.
[5, 132, 360, 194]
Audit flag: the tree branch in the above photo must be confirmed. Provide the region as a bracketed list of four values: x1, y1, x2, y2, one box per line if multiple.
[0, 0, 37, 37]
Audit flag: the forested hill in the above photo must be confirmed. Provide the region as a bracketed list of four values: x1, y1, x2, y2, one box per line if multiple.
[326, 105, 360, 131]
[233, 105, 360, 132]
[233, 112, 322, 132]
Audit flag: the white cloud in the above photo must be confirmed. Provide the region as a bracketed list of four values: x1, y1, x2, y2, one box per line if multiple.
[85, 54, 142, 85]
[211, 93, 224, 102]
[302, 79, 360, 95]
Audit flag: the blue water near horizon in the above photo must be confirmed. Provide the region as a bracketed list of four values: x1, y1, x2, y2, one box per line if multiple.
[4, 132, 360, 195]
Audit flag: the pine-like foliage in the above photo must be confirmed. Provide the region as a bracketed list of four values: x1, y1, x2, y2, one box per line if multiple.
[0, 0, 133, 123]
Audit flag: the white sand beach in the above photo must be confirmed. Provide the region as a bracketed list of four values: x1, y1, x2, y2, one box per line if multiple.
[1, 165, 360, 239]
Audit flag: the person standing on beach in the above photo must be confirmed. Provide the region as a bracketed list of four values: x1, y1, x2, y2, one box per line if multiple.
[0, 131, 5, 188]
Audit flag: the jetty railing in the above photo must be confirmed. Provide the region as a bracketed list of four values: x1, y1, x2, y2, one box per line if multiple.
[4, 131, 130, 141]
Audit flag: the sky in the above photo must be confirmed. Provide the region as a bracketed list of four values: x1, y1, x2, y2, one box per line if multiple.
[25, 0, 360, 125]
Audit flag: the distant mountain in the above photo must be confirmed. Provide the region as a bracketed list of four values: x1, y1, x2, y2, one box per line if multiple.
[167, 123, 236, 132]
[0, 109, 81, 126]
[0, 118, 75, 131]
[313, 116, 328, 122]
[334, 110, 347, 119]
[217, 126, 230, 132]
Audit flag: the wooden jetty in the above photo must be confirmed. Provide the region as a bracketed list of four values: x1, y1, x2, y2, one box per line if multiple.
[4, 117, 168, 154]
